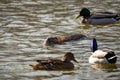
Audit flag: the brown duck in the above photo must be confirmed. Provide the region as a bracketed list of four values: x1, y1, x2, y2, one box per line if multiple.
[45, 34, 86, 46]
[29, 52, 78, 70]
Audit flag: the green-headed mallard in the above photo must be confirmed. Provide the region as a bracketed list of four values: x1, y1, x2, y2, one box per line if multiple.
[76, 8, 120, 25]
[89, 38, 117, 64]
[29, 52, 78, 70]
[45, 34, 86, 46]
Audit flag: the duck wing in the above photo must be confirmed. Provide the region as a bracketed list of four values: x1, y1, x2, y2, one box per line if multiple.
[91, 50, 107, 58]
[36, 59, 66, 70]
[90, 12, 119, 19]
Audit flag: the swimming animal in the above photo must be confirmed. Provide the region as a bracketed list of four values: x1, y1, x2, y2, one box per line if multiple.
[29, 52, 78, 70]
[76, 8, 120, 25]
[45, 34, 86, 46]
[89, 38, 117, 64]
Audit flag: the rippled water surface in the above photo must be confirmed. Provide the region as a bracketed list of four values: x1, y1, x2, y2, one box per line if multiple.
[0, 0, 120, 80]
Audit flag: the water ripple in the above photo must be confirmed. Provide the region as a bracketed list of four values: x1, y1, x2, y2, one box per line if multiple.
[0, 0, 120, 80]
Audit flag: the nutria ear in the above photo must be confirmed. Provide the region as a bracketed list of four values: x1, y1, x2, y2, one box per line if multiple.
[29, 64, 34, 67]
[29, 64, 32, 66]
[29, 64, 39, 70]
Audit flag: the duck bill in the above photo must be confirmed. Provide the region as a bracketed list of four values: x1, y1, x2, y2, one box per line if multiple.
[76, 14, 81, 19]
[72, 59, 79, 63]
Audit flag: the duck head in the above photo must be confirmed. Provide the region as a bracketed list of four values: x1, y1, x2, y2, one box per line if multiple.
[76, 8, 91, 19]
[90, 38, 98, 52]
[105, 51, 117, 63]
[63, 52, 78, 63]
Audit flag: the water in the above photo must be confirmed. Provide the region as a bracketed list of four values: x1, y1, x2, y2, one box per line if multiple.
[0, 0, 120, 80]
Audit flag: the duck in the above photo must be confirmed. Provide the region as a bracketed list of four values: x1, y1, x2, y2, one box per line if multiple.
[45, 34, 86, 46]
[89, 38, 117, 64]
[76, 8, 120, 25]
[29, 52, 78, 70]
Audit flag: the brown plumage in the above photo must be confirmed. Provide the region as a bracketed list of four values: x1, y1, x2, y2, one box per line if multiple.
[45, 34, 86, 46]
[29, 52, 78, 70]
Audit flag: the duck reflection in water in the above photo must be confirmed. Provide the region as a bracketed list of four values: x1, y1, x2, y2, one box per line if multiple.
[91, 63, 117, 72]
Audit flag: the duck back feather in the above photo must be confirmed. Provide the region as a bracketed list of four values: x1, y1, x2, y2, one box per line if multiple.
[87, 18, 116, 25]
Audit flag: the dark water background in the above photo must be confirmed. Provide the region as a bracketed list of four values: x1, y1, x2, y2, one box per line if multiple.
[0, 0, 120, 80]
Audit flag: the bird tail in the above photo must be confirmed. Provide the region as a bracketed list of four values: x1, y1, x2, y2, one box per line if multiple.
[116, 14, 120, 21]
[90, 38, 98, 52]
[116, 17, 120, 21]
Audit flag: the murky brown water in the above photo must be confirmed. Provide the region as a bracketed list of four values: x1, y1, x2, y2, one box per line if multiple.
[0, 0, 120, 80]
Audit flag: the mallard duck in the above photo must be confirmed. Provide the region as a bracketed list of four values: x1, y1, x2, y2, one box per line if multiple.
[76, 8, 120, 25]
[89, 38, 117, 64]
[29, 52, 78, 70]
[45, 34, 86, 46]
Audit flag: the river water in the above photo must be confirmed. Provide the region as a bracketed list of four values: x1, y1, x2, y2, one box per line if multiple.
[0, 0, 120, 80]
